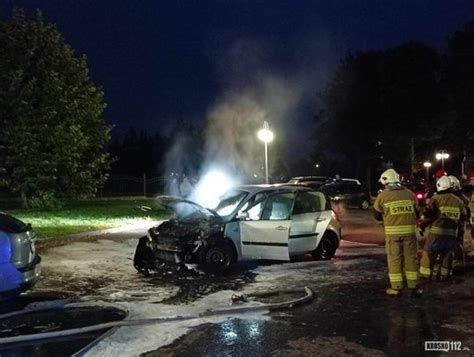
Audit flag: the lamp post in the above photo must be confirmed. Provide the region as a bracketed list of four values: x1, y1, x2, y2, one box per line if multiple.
[423, 161, 432, 181]
[257, 121, 274, 184]
[435, 150, 449, 171]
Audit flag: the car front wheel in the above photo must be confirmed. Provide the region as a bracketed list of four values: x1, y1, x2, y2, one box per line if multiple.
[312, 233, 337, 260]
[197, 242, 234, 274]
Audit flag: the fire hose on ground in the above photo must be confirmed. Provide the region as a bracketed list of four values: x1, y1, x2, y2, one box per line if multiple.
[0, 287, 313, 346]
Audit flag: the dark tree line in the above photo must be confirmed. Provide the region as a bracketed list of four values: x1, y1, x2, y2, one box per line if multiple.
[314, 23, 474, 187]
[107, 122, 205, 179]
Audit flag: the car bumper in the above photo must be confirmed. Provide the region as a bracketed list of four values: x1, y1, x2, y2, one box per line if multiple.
[18, 254, 42, 289]
[0, 255, 41, 294]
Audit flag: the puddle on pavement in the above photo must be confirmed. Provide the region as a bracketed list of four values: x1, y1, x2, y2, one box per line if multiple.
[141, 264, 258, 304]
[0, 306, 126, 356]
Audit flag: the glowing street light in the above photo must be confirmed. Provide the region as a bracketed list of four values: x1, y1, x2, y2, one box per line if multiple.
[423, 161, 432, 181]
[435, 150, 449, 170]
[257, 121, 274, 184]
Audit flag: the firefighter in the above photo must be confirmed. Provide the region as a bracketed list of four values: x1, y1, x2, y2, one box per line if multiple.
[419, 176, 465, 281]
[374, 169, 421, 297]
[448, 175, 470, 244]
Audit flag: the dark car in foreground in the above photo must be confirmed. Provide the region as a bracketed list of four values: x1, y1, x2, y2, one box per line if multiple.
[134, 185, 341, 274]
[0, 213, 41, 296]
[320, 181, 371, 210]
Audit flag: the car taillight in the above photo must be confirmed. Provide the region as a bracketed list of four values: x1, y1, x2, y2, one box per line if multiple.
[416, 193, 423, 199]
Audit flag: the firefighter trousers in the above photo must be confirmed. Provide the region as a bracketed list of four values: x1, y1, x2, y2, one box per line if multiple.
[385, 235, 419, 289]
[419, 234, 455, 279]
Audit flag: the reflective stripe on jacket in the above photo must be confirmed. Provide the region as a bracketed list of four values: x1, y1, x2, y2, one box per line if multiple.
[374, 187, 417, 237]
[429, 193, 465, 237]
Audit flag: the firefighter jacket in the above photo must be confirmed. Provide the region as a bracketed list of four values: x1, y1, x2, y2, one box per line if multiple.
[457, 193, 471, 222]
[470, 194, 474, 222]
[374, 186, 418, 237]
[426, 192, 465, 237]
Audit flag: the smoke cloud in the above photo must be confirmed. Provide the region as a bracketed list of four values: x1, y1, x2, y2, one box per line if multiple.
[164, 32, 337, 204]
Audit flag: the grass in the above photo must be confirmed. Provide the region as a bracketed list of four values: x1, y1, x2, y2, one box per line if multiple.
[8, 197, 168, 239]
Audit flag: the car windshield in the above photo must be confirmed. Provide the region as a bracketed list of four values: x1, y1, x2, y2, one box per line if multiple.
[213, 189, 248, 216]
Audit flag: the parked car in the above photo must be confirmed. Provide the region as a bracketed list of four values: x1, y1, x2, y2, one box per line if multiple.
[0, 212, 41, 296]
[288, 176, 331, 189]
[288, 176, 331, 184]
[320, 181, 371, 210]
[134, 185, 341, 273]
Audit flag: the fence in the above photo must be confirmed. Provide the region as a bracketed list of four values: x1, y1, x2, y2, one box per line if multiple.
[101, 174, 170, 197]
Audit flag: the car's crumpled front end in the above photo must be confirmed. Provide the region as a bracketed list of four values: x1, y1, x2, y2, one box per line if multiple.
[133, 196, 225, 273]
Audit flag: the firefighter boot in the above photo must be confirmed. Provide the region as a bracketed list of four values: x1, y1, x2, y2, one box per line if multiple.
[386, 288, 402, 297]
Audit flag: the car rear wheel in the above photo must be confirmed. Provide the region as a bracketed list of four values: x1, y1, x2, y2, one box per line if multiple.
[312, 233, 337, 260]
[360, 200, 370, 210]
[197, 242, 234, 274]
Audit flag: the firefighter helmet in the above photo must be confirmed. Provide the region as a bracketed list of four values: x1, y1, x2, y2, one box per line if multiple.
[435, 169, 447, 179]
[436, 176, 451, 192]
[379, 169, 400, 185]
[448, 175, 461, 191]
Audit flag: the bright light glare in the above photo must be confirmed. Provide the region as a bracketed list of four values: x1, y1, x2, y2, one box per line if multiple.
[190, 170, 235, 208]
[257, 128, 274, 143]
[436, 152, 449, 160]
[423, 161, 432, 168]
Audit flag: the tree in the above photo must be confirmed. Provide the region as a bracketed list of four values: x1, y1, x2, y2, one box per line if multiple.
[314, 42, 443, 184]
[445, 23, 474, 156]
[0, 10, 111, 207]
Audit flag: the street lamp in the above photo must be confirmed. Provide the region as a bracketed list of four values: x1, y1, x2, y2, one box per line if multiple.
[257, 121, 274, 184]
[435, 150, 449, 170]
[423, 161, 432, 181]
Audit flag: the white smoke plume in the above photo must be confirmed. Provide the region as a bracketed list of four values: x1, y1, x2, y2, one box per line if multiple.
[164, 34, 337, 206]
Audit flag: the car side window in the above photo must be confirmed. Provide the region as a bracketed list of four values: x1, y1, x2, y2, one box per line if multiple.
[261, 192, 295, 220]
[240, 192, 268, 220]
[293, 191, 326, 214]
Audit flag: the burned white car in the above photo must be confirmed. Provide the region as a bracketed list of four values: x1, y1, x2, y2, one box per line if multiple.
[134, 185, 341, 274]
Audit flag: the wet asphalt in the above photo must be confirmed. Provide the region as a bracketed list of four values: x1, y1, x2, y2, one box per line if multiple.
[1, 209, 474, 356]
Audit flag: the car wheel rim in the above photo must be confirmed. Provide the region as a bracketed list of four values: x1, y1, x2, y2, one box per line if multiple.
[361, 201, 369, 209]
[208, 249, 228, 266]
[320, 239, 334, 258]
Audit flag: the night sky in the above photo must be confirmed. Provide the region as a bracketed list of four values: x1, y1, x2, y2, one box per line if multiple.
[1, 1, 474, 153]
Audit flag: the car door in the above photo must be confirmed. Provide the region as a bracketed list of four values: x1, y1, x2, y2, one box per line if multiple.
[289, 191, 331, 255]
[239, 192, 295, 261]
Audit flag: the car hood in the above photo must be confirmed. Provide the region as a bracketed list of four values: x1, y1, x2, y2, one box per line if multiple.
[157, 196, 222, 222]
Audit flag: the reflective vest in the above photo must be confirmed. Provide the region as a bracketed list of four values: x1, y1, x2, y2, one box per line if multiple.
[374, 187, 417, 237]
[429, 193, 464, 237]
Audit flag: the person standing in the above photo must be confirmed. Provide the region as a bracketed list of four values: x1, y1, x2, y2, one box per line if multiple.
[448, 175, 470, 246]
[374, 169, 421, 297]
[419, 176, 465, 280]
